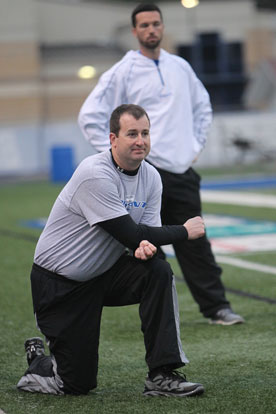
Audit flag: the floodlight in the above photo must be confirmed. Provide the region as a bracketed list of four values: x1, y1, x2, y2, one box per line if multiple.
[181, 0, 199, 8]
[78, 65, 96, 79]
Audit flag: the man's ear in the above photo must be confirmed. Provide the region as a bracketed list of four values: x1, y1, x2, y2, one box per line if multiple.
[110, 132, 116, 146]
[132, 27, 137, 38]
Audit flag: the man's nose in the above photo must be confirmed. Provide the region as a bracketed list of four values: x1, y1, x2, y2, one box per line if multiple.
[136, 134, 144, 145]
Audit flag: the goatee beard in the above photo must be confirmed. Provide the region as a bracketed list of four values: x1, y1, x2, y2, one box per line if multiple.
[140, 39, 161, 50]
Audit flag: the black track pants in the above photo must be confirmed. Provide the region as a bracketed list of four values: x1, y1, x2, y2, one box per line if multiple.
[26, 255, 188, 395]
[156, 166, 230, 317]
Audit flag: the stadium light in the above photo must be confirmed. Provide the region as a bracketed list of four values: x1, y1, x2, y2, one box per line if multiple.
[181, 0, 199, 8]
[78, 65, 96, 79]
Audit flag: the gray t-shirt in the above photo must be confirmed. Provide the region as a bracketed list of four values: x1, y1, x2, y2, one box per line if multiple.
[34, 150, 162, 281]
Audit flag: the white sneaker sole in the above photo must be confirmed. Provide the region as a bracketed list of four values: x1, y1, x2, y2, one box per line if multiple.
[209, 318, 245, 326]
[143, 384, 204, 397]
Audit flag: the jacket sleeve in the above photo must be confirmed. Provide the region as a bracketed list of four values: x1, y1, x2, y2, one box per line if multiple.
[187, 62, 213, 151]
[78, 64, 127, 152]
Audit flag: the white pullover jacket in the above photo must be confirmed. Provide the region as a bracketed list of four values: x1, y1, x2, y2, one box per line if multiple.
[79, 49, 212, 174]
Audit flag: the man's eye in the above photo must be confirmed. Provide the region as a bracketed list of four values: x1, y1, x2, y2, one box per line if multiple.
[140, 23, 148, 28]
[142, 132, 149, 137]
[153, 22, 161, 27]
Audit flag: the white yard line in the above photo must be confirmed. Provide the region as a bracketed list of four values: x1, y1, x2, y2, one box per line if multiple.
[216, 255, 276, 275]
[201, 190, 276, 208]
[199, 189, 276, 272]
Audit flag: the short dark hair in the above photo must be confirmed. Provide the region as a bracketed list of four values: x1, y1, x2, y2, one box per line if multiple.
[131, 3, 162, 27]
[110, 104, 150, 136]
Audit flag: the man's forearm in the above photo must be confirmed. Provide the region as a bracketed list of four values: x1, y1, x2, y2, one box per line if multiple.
[98, 214, 188, 250]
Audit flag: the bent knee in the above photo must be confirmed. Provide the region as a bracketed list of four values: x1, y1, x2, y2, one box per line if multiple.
[150, 257, 173, 282]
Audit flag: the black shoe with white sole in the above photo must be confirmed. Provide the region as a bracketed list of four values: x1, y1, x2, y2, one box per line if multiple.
[143, 369, 204, 397]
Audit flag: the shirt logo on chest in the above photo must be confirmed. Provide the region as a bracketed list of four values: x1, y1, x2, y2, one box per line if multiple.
[121, 195, 147, 211]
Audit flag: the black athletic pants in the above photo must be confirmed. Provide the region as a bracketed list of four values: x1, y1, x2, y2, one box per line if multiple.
[28, 255, 187, 395]
[155, 166, 230, 317]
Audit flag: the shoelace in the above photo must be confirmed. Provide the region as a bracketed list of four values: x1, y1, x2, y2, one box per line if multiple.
[161, 369, 187, 382]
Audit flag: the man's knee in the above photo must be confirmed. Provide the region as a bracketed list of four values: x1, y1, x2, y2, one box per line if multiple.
[54, 351, 97, 395]
[62, 379, 96, 395]
[149, 257, 173, 284]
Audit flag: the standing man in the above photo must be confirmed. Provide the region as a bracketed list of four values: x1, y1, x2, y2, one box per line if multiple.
[78, 3, 244, 325]
[17, 104, 205, 397]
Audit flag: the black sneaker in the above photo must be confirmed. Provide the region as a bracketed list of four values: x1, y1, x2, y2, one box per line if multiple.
[210, 308, 245, 326]
[24, 337, 45, 366]
[143, 369, 204, 397]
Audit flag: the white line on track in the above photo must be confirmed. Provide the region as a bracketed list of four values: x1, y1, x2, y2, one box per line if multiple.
[216, 255, 276, 275]
[201, 190, 276, 208]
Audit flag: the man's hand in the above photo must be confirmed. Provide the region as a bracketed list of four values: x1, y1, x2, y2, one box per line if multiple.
[184, 216, 205, 240]
[134, 240, 157, 260]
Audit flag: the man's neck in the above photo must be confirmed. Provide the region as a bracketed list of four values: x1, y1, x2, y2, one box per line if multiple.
[110, 150, 140, 176]
[139, 46, 161, 60]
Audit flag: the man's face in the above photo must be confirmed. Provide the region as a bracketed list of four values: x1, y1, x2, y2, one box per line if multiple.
[110, 113, 150, 170]
[132, 11, 164, 50]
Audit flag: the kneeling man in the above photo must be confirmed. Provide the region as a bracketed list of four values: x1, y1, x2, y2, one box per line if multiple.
[17, 104, 205, 397]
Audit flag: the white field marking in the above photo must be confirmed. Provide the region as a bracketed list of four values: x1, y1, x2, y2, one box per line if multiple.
[204, 214, 247, 226]
[163, 233, 276, 256]
[210, 233, 276, 254]
[216, 255, 276, 275]
[201, 190, 276, 208]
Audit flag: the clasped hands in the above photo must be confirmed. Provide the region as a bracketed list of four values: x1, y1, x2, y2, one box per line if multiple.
[135, 216, 205, 261]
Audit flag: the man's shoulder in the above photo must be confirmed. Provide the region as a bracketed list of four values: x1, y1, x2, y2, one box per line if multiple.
[75, 151, 115, 180]
[141, 161, 162, 184]
[103, 50, 139, 75]
[160, 49, 191, 68]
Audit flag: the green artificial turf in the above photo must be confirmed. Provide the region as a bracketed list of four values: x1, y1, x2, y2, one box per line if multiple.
[0, 179, 276, 413]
